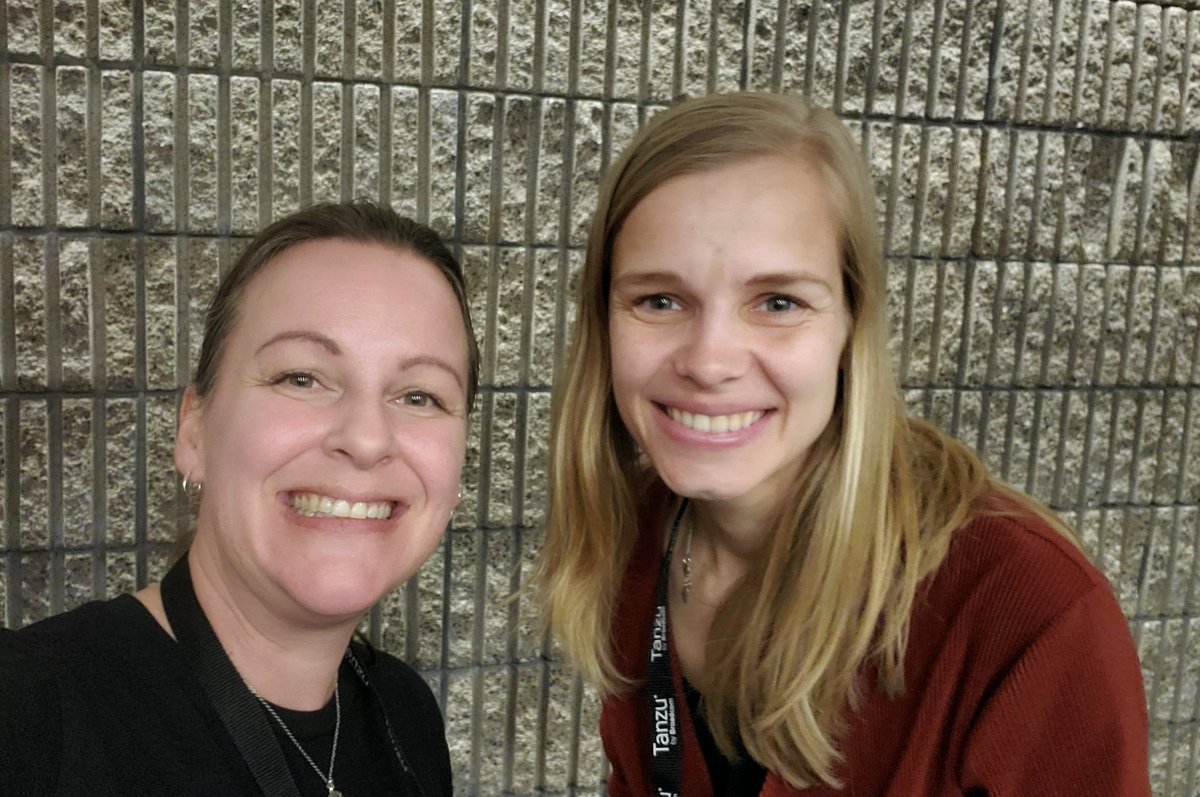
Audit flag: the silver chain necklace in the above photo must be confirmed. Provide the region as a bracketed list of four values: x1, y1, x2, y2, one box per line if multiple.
[249, 682, 343, 797]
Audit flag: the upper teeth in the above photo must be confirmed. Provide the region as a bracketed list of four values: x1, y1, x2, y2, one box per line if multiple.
[290, 493, 393, 519]
[666, 407, 763, 433]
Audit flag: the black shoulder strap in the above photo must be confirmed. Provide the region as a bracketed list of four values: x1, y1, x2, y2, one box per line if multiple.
[160, 553, 301, 797]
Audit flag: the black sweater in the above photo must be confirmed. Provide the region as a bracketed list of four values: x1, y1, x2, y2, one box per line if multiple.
[0, 595, 452, 796]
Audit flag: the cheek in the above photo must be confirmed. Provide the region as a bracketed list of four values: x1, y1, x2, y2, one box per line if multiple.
[202, 398, 324, 476]
[609, 327, 662, 398]
[402, 423, 467, 495]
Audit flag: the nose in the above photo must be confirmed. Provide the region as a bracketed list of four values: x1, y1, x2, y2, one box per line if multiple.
[324, 392, 396, 468]
[673, 311, 751, 387]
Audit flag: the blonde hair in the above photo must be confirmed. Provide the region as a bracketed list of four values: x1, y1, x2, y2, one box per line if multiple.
[535, 92, 1073, 788]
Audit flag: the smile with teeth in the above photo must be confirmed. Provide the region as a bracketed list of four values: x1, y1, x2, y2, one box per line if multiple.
[290, 492, 394, 520]
[665, 406, 764, 433]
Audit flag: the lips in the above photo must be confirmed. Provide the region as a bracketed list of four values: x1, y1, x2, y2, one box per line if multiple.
[289, 492, 395, 519]
[664, 406, 765, 433]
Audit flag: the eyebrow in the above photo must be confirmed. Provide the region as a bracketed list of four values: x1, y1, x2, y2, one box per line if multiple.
[256, 331, 465, 389]
[744, 271, 837, 294]
[399, 354, 467, 390]
[256, 330, 341, 355]
[612, 269, 836, 294]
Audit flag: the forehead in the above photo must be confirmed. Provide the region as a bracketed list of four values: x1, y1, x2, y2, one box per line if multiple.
[233, 238, 468, 352]
[610, 155, 844, 280]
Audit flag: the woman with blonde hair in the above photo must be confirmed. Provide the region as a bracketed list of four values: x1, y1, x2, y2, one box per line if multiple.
[536, 92, 1149, 795]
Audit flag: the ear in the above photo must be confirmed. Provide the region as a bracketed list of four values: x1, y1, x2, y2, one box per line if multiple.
[174, 386, 207, 483]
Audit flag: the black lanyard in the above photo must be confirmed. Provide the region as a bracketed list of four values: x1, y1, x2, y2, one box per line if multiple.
[647, 498, 690, 797]
[160, 552, 427, 797]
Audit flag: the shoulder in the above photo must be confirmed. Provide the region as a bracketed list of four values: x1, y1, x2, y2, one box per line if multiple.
[354, 643, 433, 699]
[942, 500, 1105, 603]
[915, 496, 1131, 674]
[352, 642, 453, 795]
[1, 595, 149, 678]
[350, 641, 445, 736]
[0, 596, 157, 793]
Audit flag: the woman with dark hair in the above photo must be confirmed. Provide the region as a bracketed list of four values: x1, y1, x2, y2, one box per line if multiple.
[1, 200, 478, 796]
[536, 93, 1150, 795]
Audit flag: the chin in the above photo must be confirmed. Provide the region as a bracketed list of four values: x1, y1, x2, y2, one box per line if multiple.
[284, 569, 394, 622]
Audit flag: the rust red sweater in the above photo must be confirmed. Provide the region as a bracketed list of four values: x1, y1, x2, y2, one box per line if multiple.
[600, 498, 1151, 796]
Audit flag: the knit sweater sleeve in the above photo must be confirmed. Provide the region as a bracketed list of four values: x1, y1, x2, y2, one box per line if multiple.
[958, 579, 1151, 796]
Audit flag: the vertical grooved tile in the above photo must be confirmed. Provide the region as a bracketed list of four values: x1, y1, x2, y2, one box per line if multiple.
[55, 66, 90, 227]
[353, 0, 385, 79]
[574, 0, 607, 96]
[142, 72, 178, 230]
[187, 0, 219, 67]
[19, 400, 50, 549]
[231, 0, 262, 68]
[310, 81, 343, 203]
[145, 394, 179, 544]
[103, 398, 135, 545]
[611, 1, 642, 98]
[507, 0, 537, 90]
[10, 64, 45, 228]
[142, 0, 177, 64]
[270, 80, 302, 215]
[568, 100, 602, 246]
[429, 0, 462, 85]
[391, 0, 421, 84]
[645, 1, 678, 100]
[462, 93, 495, 242]
[228, 77, 260, 234]
[388, 86, 420, 218]
[57, 239, 91, 389]
[427, 89, 458, 238]
[468, 0, 499, 88]
[187, 74, 219, 232]
[101, 237, 137, 389]
[314, 0, 343, 77]
[352, 83, 381, 198]
[13, 237, 48, 389]
[100, 72, 134, 228]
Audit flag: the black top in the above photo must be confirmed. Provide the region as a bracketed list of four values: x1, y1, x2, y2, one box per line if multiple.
[683, 679, 767, 797]
[0, 595, 452, 796]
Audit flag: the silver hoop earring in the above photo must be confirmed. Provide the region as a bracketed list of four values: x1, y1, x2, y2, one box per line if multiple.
[181, 473, 203, 498]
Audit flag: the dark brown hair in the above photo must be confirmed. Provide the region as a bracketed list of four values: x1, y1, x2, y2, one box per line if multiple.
[193, 200, 480, 410]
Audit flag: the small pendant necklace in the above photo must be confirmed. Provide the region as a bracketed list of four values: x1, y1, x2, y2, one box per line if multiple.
[680, 505, 694, 603]
[250, 682, 343, 797]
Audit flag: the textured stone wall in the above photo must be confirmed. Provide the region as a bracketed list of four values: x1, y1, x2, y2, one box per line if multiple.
[1, 0, 1197, 794]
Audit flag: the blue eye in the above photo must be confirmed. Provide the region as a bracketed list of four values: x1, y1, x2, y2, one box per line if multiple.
[636, 294, 679, 311]
[762, 295, 800, 312]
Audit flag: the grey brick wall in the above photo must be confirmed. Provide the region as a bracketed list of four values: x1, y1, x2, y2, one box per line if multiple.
[1, 1, 1197, 794]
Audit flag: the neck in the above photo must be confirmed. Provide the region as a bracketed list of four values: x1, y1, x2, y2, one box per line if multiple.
[690, 497, 776, 564]
[186, 543, 357, 711]
[678, 497, 777, 609]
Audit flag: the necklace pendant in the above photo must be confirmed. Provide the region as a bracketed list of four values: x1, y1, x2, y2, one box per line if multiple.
[328, 789, 342, 797]
[680, 554, 692, 603]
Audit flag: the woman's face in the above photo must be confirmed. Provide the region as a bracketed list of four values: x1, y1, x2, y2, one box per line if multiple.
[175, 238, 469, 624]
[608, 155, 850, 519]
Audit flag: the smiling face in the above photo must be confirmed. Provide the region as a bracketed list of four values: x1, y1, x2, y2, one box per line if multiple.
[175, 238, 470, 625]
[608, 155, 850, 519]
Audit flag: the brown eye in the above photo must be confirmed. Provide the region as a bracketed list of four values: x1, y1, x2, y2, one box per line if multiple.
[274, 372, 317, 389]
[400, 390, 447, 411]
